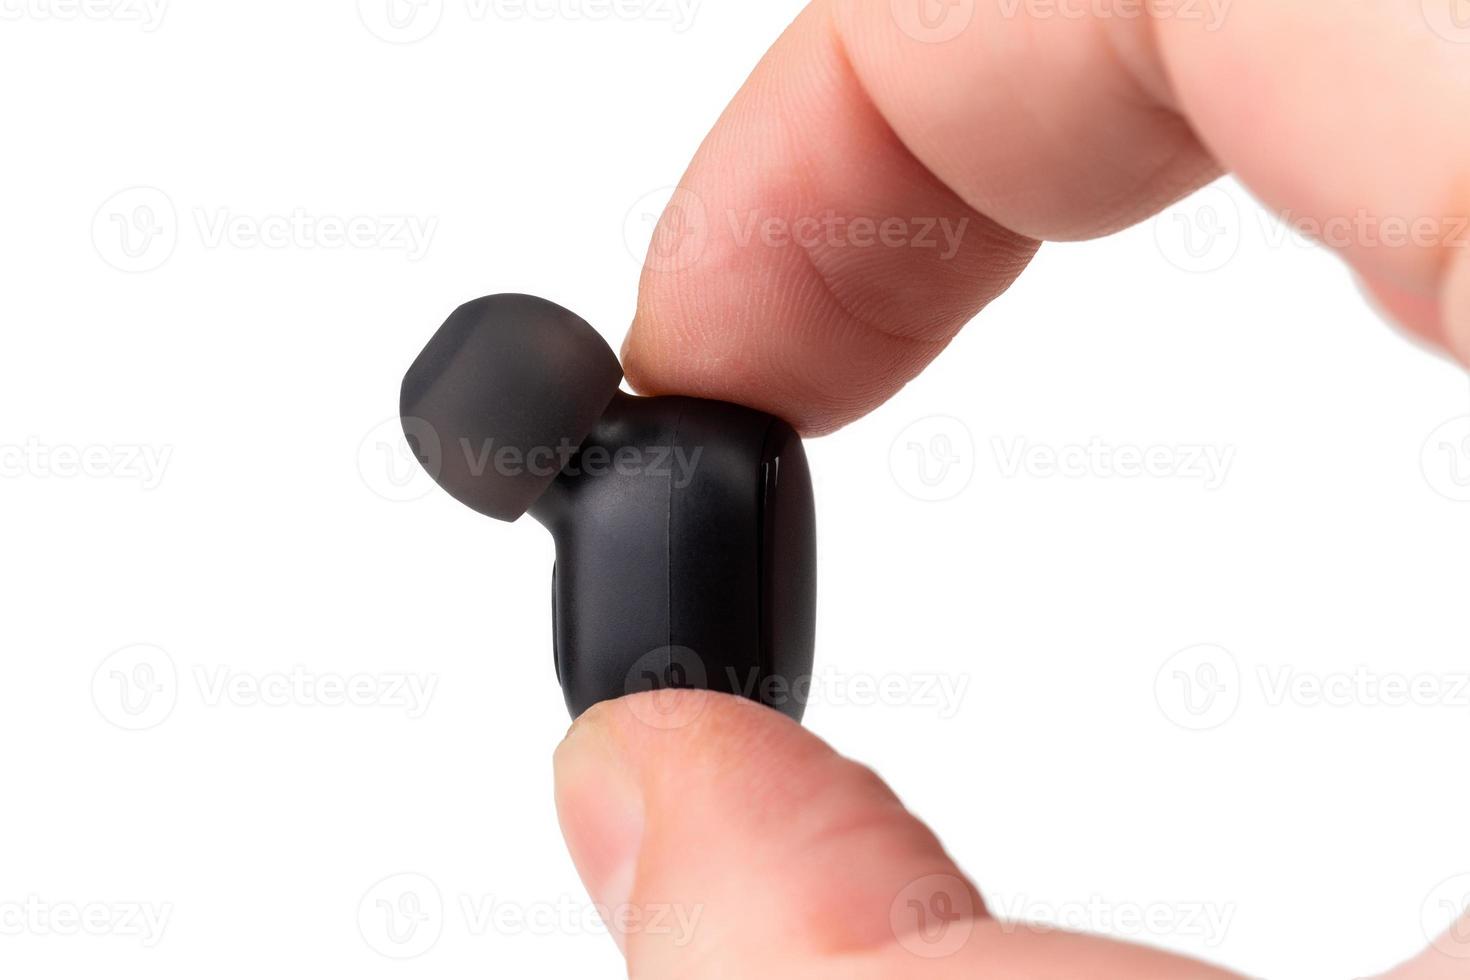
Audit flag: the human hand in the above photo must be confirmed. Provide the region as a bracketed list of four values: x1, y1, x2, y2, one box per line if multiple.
[559, 1, 1470, 975]
[620, 0, 1470, 434]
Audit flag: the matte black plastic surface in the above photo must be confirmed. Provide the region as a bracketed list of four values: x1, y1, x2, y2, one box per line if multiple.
[402, 295, 817, 721]
[531, 393, 817, 720]
[400, 294, 624, 522]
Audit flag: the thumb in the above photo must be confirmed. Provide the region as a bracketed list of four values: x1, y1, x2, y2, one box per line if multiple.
[553, 690, 977, 976]
[552, 691, 1239, 979]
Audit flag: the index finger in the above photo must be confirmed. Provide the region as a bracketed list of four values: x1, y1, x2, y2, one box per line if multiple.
[624, 0, 1470, 434]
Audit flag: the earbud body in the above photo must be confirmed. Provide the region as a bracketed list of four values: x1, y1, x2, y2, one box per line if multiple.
[401, 295, 816, 720]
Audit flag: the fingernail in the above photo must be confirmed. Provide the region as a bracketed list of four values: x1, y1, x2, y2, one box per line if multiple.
[554, 719, 645, 951]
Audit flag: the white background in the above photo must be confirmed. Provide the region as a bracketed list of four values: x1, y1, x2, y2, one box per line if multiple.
[2, 1, 1469, 978]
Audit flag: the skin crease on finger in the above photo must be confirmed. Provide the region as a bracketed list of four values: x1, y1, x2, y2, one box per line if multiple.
[621, 0, 1470, 436]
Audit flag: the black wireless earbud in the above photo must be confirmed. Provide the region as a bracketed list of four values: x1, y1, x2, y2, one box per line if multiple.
[400, 294, 817, 721]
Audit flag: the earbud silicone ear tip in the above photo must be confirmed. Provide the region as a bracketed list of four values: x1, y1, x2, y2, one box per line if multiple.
[400, 294, 625, 522]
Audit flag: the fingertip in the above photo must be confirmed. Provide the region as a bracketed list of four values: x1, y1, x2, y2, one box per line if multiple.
[623, 299, 950, 437]
[554, 691, 983, 975]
